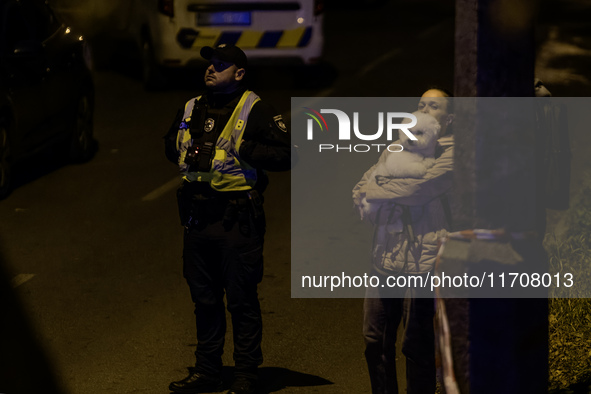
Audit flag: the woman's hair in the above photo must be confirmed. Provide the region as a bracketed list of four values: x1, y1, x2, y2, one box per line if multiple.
[427, 86, 454, 98]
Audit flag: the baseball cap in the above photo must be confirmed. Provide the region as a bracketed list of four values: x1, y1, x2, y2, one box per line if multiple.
[200, 44, 248, 69]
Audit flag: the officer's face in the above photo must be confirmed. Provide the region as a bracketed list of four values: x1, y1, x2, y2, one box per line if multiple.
[204, 56, 245, 93]
[418, 89, 454, 136]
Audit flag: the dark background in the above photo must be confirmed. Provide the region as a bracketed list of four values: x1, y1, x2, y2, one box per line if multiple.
[1, 0, 590, 392]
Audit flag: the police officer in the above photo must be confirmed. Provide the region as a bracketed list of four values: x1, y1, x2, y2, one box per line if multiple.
[166, 44, 292, 394]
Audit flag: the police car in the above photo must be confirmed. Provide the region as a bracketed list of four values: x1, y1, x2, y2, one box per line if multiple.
[127, 0, 325, 89]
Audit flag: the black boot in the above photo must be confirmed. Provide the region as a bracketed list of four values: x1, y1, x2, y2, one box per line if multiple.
[226, 376, 257, 394]
[169, 369, 223, 393]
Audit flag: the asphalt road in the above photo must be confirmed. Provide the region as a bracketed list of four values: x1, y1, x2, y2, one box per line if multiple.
[2, 0, 591, 393]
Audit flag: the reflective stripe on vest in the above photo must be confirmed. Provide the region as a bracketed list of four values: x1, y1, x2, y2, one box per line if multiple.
[177, 91, 260, 191]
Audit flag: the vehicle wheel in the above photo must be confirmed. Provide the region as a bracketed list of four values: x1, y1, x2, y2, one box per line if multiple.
[0, 124, 12, 199]
[69, 93, 94, 163]
[141, 37, 166, 90]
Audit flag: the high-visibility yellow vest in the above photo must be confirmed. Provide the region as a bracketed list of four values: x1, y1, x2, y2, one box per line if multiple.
[177, 90, 260, 191]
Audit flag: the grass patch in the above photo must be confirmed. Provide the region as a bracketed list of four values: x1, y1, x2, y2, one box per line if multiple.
[547, 180, 591, 391]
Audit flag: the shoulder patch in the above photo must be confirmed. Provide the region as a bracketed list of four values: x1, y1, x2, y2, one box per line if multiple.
[273, 115, 288, 133]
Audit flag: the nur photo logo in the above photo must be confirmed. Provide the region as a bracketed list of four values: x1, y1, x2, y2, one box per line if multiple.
[303, 107, 329, 138]
[302, 108, 418, 153]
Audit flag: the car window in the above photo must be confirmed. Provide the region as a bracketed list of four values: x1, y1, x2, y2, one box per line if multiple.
[21, 0, 61, 41]
[3, 4, 32, 55]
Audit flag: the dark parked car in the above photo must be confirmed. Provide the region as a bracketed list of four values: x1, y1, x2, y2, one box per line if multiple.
[0, 0, 94, 199]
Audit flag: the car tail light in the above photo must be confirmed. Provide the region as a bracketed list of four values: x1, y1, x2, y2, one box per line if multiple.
[314, 0, 324, 15]
[158, 0, 174, 17]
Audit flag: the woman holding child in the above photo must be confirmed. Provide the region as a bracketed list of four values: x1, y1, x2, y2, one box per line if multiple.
[352, 89, 454, 394]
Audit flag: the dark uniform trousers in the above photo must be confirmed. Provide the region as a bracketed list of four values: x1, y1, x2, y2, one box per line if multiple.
[182, 196, 265, 380]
